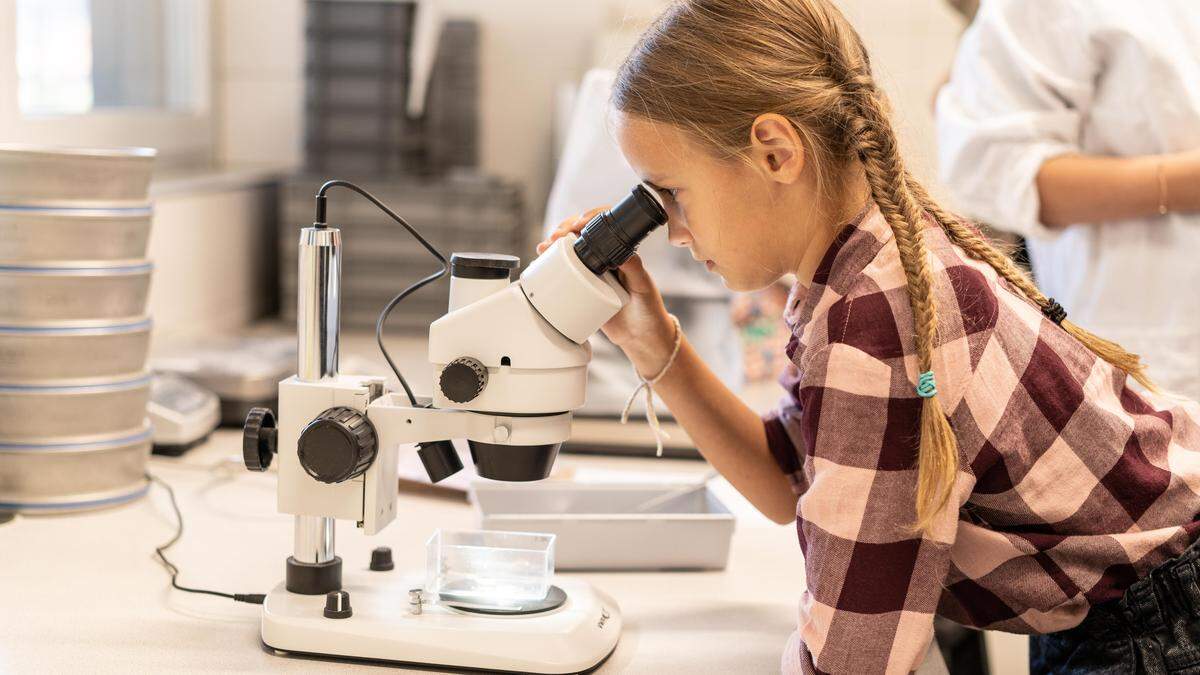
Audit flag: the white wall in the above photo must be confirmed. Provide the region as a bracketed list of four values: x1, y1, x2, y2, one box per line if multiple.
[212, 0, 305, 168]
[0, 0, 215, 166]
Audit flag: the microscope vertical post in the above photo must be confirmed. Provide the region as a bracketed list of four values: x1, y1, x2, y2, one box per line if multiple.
[295, 225, 340, 566]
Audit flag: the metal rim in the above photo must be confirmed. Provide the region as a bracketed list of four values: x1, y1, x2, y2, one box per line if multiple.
[0, 317, 152, 335]
[0, 204, 153, 216]
[2, 372, 152, 388]
[0, 480, 150, 512]
[0, 372, 152, 394]
[0, 261, 154, 275]
[0, 424, 153, 453]
[0, 316, 152, 329]
[0, 423, 153, 452]
[0, 143, 157, 159]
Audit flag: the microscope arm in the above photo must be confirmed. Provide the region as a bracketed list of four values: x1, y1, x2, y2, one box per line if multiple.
[366, 393, 572, 449]
[351, 392, 571, 536]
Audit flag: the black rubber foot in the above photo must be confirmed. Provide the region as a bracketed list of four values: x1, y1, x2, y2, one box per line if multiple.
[286, 556, 342, 595]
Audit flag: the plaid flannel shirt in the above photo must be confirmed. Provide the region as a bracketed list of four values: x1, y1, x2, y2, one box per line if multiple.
[763, 206, 1200, 674]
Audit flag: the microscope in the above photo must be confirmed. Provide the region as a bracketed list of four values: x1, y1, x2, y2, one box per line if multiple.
[241, 181, 667, 673]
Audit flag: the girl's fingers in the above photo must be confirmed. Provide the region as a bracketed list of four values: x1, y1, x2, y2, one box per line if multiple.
[615, 254, 656, 294]
[563, 207, 606, 236]
[537, 206, 609, 254]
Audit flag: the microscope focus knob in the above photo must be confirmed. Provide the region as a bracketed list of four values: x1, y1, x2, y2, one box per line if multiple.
[243, 407, 277, 472]
[439, 357, 488, 403]
[297, 407, 378, 484]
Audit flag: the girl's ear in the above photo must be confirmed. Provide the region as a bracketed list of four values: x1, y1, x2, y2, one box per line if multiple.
[748, 114, 805, 184]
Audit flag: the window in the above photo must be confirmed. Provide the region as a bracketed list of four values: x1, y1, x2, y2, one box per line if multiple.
[1, 0, 212, 164]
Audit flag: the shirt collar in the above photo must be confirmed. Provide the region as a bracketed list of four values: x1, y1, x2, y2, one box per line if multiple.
[781, 203, 891, 329]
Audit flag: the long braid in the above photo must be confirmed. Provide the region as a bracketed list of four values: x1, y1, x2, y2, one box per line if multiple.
[845, 80, 960, 530]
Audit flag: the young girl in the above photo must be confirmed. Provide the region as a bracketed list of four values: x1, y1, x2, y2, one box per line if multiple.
[539, 1, 1200, 673]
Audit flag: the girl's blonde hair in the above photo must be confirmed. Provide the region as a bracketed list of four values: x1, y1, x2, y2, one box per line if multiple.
[613, 0, 1154, 531]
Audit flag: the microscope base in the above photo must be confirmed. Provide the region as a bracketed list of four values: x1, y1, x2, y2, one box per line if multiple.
[261, 574, 621, 674]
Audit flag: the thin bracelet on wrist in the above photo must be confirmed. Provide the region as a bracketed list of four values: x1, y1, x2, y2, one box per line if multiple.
[620, 314, 683, 458]
[639, 315, 682, 381]
[1157, 161, 1170, 216]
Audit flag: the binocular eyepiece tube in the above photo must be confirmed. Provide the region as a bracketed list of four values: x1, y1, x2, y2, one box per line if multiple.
[572, 184, 669, 275]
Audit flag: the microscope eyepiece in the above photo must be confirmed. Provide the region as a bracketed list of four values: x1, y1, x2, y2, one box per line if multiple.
[572, 184, 668, 275]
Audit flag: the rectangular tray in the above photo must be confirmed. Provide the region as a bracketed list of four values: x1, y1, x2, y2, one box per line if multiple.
[470, 481, 735, 571]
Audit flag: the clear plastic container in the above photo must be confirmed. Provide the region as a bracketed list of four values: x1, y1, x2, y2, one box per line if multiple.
[425, 529, 555, 609]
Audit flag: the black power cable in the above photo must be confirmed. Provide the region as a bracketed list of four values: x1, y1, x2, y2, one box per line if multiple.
[147, 473, 265, 605]
[313, 180, 450, 408]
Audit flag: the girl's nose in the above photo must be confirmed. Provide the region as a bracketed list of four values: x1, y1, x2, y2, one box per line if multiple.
[666, 219, 692, 248]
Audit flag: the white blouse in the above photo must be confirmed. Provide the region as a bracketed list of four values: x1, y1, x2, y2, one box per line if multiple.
[936, 0, 1200, 399]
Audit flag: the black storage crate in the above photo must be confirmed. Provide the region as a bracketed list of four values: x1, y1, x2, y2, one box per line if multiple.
[303, 0, 479, 178]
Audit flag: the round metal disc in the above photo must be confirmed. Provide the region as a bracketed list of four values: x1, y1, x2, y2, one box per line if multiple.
[441, 585, 568, 616]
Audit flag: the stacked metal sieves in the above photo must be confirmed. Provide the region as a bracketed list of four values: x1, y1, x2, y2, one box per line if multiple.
[279, 173, 525, 331]
[0, 145, 156, 514]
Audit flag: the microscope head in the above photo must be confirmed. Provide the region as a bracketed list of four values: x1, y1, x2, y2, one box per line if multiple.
[422, 185, 668, 483]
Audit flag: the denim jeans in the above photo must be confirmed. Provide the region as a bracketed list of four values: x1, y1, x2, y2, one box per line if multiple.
[1030, 538, 1200, 674]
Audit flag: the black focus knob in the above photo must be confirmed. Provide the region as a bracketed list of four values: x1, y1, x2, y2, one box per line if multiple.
[439, 357, 488, 403]
[243, 407, 277, 472]
[369, 547, 394, 572]
[298, 406, 377, 484]
[324, 590, 352, 619]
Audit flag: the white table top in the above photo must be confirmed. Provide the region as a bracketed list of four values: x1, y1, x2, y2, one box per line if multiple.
[0, 429, 804, 674]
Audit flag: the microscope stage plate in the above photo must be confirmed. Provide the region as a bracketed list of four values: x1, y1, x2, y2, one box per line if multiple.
[261, 574, 620, 674]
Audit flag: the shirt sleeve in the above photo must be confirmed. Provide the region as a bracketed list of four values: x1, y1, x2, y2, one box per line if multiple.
[786, 343, 975, 675]
[763, 358, 810, 497]
[935, 0, 1096, 240]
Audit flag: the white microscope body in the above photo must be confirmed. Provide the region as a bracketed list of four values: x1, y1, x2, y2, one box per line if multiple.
[244, 184, 665, 673]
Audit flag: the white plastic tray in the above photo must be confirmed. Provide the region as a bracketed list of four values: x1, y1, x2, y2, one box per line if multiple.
[470, 481, 735, 571]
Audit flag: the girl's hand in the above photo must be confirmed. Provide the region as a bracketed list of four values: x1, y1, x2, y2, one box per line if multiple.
[536, 208, 677, 376]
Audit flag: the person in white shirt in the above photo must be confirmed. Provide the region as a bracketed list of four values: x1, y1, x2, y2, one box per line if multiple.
[937, 0, 1200, 399]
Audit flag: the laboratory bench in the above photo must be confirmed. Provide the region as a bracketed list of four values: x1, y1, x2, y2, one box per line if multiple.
[0, 428, 805, 674]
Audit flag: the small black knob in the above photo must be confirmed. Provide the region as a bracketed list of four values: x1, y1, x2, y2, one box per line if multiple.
[323, 590, 352, 619]
[298, 407, 377, 484]
[243, 407, 277, 472]
[417, 439, 464, 483]
[369, 547, 394, 572]
[439, 357, 487, 403]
